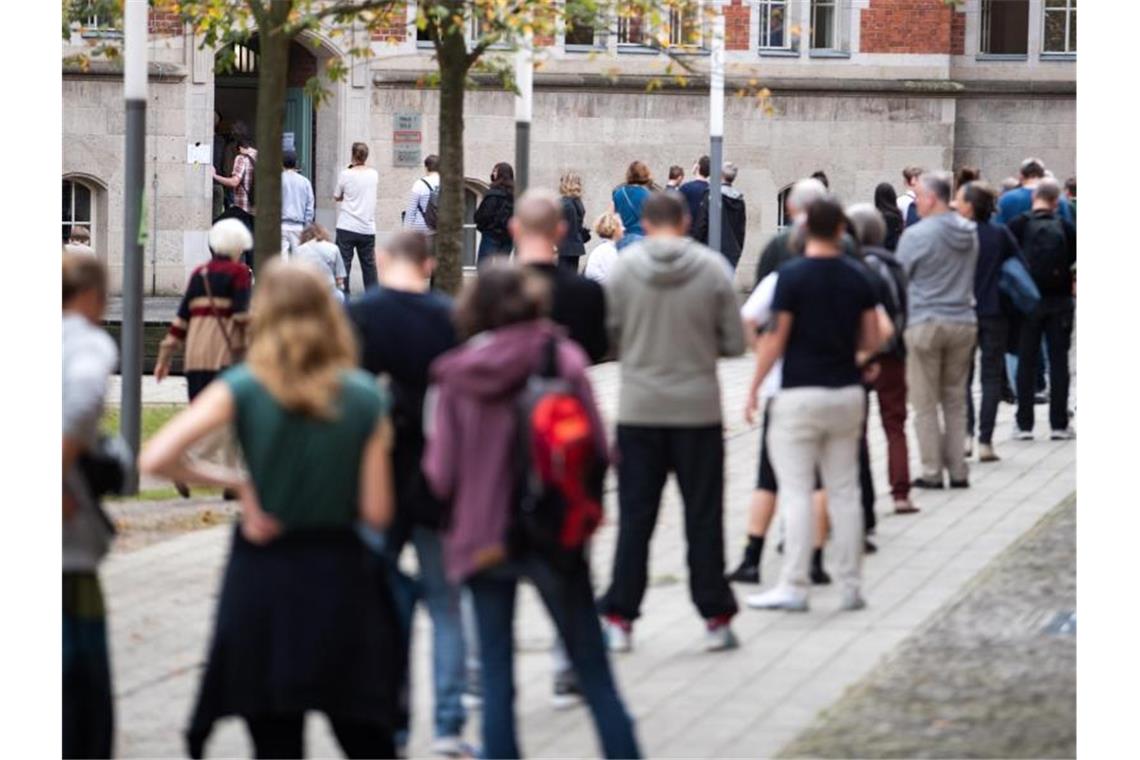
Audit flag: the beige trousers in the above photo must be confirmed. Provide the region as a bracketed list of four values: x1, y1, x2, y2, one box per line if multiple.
[904, 321, 977, 483]
[768, 385, 867, 595]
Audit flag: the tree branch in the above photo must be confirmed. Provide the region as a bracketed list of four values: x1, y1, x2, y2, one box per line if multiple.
[313, 0, 404, 21]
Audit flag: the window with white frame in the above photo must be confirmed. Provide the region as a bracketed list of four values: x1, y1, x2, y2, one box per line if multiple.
[980, 0, 1029, 55]
[758, 0, 792, 51]
[776, 184, 792, 232]
[667, 1, 703, 48]
[617, 1, 703, 48]
[810, 0, 841, 51]
[75, 0, 121, 37]
[1043, 0, 1076, 54]
[63, 179, 94, 244]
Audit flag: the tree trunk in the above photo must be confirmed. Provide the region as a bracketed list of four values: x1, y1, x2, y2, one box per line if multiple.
[252, 2, 292, 272]
[433, 15, 470, 295]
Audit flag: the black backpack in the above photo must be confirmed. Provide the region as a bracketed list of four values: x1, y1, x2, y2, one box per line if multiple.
[862, 248, 908, 356]
[419, 178, 440, 231]
[1021, 213, 1069, 293]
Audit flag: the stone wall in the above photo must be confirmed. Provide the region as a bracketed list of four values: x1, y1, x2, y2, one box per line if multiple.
[953, 96, 1076, 184]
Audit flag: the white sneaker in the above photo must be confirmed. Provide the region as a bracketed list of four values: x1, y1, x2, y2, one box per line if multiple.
[703, 621, 739, 652]
[601, 616, 633, 653]
[1013, 428, 1034, 441]
[839, 588, 867, 611]
[1050, 428, 1076, 440]
[746, 586, 809, 612]
[431, 736, 475, 758]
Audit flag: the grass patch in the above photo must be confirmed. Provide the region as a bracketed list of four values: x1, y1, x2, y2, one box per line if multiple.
[100, 404, 185, 444]
[108, 486, 223, 503]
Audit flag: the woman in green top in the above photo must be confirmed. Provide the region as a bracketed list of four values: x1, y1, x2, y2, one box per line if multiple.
[141, 261, 401, 759]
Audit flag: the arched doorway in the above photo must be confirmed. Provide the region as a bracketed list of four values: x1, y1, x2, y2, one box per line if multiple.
[214, 39, 318, 182]
[62, 174, 108, 261]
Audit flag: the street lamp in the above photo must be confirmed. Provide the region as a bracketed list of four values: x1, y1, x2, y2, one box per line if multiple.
[514, 31, 533, 195]
[707, 0, 726, 254]
[121, 0, 148, 492]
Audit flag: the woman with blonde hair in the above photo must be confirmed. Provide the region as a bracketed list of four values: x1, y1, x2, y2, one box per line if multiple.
[557, 170, 591, 272]
[141, 261, 402, 759]
[584, 210, 624, 284]
[155, 218, 254, 499]
[611, 160, 653, 249]
[292, 222, 348, 299]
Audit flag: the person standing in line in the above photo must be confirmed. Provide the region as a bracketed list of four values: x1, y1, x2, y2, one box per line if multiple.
[954, 166, 981, 195]
[557, 170, 591, 272]
[753, 177, 829, 286]
[292, 223, 347, 300]
[335, 142, 380, 294]
[678, 155, 710, 224]
[1064, 176, 1076, 224]
[897, 166, 924, 228]
[897, 171, 979, 489]
[404, 154, 441, 235]
[956, 181, 1023, 462]
[584, 211, 624, 284]
[64, 225, 96, 258]
[142, 261, 403, 760]
[422, 266, 642, 760]
[810, 170, 830, 190]
[997, 157, 1074, 226]
[693, 161, 747, 272]
[597, 191, 745, 652]
[213, 132, 257, 215]
[280, 149, 315, 257]
[154, 219, 254, 501]
[474, 162, 515, 264]
[743, 197, 886, 613]
[63, 253, 120, 760]
[665, 165, 685, 191]
[725, 269, 833, 588]
[1007, 178, 1077, 440]
[611, 161, 655, 250]
[347, 231, 472, 758]
[874, 183, 905, 252]
[846, 204, 917, 514]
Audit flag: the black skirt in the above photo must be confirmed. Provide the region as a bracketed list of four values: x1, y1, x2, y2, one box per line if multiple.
[186, 525, 403, 758]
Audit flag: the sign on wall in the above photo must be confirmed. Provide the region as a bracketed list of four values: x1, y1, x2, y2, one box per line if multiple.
[393, 112, 423, 167]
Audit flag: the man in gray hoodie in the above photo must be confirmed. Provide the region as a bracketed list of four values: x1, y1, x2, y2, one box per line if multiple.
[597, 191, 746, 654]
[896, 170, 979, 489]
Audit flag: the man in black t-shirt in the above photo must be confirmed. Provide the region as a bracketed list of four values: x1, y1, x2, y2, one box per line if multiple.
[744, 197, 886, 614]
[348, 231, 471, 756]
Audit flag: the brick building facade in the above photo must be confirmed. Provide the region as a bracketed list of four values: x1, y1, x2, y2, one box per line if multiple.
[62, 0, 1075, 294]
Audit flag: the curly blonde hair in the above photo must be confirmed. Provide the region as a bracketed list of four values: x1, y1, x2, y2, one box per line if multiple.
[246, 260, 357, 418]
[594, 210, 624, 240]
[559, 170, 583, 198]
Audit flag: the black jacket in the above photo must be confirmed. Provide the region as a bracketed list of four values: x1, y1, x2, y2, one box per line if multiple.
[557, 195, 589, 259]
[526, 263, 608, 364]
[693, 185, 746, 269]
[861, 246, 908, 360]
[474, 186, 514, 243]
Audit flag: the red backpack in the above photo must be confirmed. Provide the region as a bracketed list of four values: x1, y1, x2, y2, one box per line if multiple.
[512, 338, 605, 570]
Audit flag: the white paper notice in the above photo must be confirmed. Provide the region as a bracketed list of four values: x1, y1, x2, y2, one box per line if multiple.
[187, 142, 212, 165]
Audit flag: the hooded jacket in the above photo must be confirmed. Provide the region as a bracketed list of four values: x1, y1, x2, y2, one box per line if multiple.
[693, 184, 747, 269]
[422, 320, 606, 584]
[896, 211, 979, 326]
[605, 236, 746, 426]
[474, 186, 514, 243]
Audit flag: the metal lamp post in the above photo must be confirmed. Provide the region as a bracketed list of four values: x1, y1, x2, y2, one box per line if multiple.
[707, 0, 726, 254]
[514, 32, 533, 195]
[120, 0, 148, 492]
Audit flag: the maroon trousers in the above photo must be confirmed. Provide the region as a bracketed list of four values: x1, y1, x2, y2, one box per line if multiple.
[872, 355, 911, 500]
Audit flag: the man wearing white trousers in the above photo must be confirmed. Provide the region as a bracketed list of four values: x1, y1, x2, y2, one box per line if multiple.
[743, 196, 887, 612]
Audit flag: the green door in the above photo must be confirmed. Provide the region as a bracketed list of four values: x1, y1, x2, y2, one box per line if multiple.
[283, 87, 314, 181]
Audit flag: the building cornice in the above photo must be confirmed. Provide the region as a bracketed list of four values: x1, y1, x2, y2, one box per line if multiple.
[62, 59, 188, 82]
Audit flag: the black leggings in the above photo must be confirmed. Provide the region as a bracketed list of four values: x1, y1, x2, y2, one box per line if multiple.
[245, 713, 396, 759]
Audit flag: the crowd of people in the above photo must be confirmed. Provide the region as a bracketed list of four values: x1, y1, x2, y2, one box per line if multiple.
[63, 145, 1075, 758]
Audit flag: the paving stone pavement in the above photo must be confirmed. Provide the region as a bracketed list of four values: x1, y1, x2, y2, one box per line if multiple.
[101, 356, 1076, 758]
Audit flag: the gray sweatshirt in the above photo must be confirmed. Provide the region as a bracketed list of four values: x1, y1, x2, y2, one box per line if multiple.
[63, 313, 118, 572]
[896, 211, 979, 326]
[605, 236, 746, 426]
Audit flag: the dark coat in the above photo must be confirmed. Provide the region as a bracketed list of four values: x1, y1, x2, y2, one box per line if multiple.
[557, 195, 589, 259]
[474, 186, 514, 244]
[693, 185, 747, 269]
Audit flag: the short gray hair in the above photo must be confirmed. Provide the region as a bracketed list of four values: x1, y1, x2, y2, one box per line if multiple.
[208, 218, 254, 260]
[919, 171, 953, 206]
[846, 203, 886, 247]
[722, 162, 738, 184]
[1033, 177, 1062, 205]
[787, 178, 828, 217]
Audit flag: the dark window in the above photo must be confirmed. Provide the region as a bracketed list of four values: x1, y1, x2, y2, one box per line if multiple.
[981, 0, 1029, 55]
[62, 179, 93, 242]
[777, 185, 792, 232]
[1043, 0, 1076, 54]
[811, 0, 838, 50]
[565, 22, 596, 46]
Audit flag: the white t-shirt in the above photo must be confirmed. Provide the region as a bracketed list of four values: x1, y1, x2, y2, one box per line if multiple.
[335, 166, 379, 235]
[897, 189, 915, 220]
[740, 272, 783, 399]
[584, 240, 620, 284]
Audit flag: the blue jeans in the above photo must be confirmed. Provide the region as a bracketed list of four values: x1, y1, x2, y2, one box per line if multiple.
[467, 556, 641, 759]
[616, 232, 642, 251]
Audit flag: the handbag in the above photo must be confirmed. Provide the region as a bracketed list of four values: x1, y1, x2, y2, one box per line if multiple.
[999, 256, 1042, 315]
[200, 269, 245, 363]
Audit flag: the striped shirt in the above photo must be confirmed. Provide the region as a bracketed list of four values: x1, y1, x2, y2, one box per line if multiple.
[165, 256, 252, 373]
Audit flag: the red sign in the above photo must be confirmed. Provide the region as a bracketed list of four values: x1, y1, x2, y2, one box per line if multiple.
[393, 130, 421, 143]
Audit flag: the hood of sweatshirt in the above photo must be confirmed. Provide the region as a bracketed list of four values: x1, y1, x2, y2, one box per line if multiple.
[430, 320, 561, 400]
[623, 236, 713, 289]
[927, 211, 978, 256]
[721, 184, 744, 203]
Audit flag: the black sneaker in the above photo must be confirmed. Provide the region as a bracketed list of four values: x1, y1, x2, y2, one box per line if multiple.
[912, 477, 944, 489]
[810, 565, 832, 585]
[864, 538, 878, 555]
[726, 562, 760, 585]
[551, 670, 584, 710]
[949, 479, 970, 489]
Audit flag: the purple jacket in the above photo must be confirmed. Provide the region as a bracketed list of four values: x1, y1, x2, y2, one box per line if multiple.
[422, 320, 607, 584]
